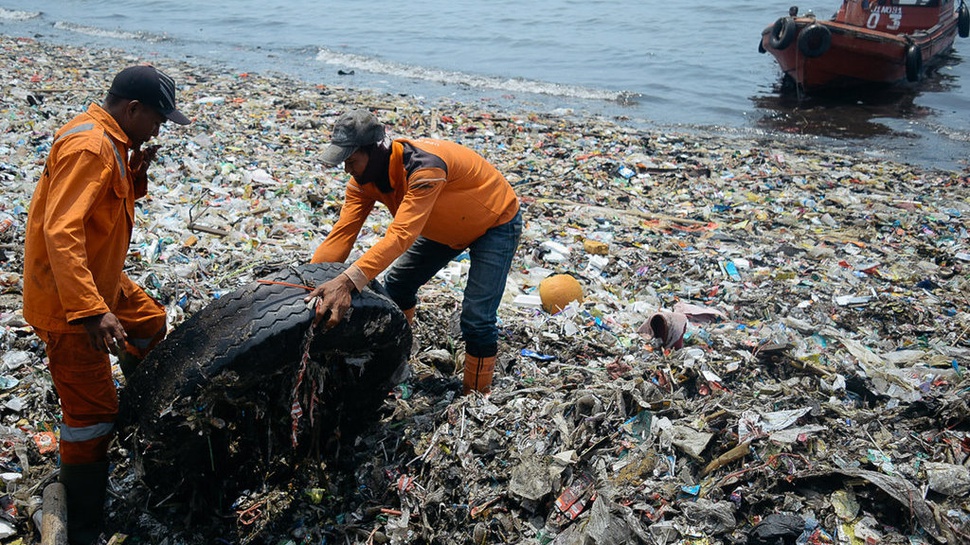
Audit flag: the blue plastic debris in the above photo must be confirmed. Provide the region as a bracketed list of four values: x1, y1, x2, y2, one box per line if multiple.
[520, 349, 556, 362]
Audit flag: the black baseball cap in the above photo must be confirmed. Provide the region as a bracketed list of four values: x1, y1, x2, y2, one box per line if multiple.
[108, 65, 191, 125]
[320, 110, 386, 166]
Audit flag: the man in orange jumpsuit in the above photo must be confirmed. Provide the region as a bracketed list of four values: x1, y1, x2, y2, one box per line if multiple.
[307, 110, 522, 395]
[23, 65, 190, 544]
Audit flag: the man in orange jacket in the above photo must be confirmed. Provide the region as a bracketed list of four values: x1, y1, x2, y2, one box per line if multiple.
[23, 65, 190, 545]
[306, 110, 522, 395]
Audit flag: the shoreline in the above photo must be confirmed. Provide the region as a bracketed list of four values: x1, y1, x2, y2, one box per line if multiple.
[2, 34, 970, 544]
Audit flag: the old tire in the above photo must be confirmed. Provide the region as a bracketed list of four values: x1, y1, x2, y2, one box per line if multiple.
[769, 17, 797, 50]
[906, 44, 923, 82]
[797, 23, 831, 58]
[119, 262, 411, 508]
[958, 3, 969, 39]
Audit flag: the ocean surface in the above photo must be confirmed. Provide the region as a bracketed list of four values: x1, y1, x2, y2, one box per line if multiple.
[1, 0, 969, 170]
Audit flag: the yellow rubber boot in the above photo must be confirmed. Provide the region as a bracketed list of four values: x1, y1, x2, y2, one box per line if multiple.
[462, 354, 496, 395]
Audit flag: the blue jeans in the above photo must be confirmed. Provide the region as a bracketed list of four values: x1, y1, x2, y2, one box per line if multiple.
[384, 210, 523, 358]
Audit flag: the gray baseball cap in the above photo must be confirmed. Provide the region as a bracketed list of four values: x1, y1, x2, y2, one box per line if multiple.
[320, 110, 385, 166]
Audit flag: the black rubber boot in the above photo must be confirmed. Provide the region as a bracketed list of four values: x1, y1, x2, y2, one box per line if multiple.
[59, 461, 109, 545]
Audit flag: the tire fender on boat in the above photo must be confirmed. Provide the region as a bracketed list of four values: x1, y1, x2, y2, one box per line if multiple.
[769, 16, 797, 50]
[905, 44, 923, 82]
[959, 2, 969, 39]
[797, 23, 832, 58]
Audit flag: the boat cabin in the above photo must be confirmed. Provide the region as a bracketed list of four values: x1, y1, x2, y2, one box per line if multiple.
[836, 0, 954, 33]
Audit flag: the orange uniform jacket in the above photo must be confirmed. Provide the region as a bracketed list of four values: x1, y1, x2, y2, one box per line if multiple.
[24, 104, 147, 332]
[312, 138, 520, 287]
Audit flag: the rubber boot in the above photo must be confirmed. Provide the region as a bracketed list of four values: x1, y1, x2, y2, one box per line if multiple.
[402, 307, 415, 326]
[462, 354, 496, 395]
[59, 461, 109, 545]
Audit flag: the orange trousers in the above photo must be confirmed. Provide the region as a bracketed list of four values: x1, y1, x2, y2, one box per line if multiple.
[35, 284, 166, 465]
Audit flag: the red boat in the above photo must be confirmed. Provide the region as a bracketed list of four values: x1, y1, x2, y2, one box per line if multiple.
[759, 0, 970, 93]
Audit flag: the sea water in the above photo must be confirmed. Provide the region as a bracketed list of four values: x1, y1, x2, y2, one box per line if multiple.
[1, 0, 968, 169]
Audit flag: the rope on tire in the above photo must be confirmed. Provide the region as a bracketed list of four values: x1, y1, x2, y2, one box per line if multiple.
[290, 317, 320, 448]
[256, 279, 315, 291]
[256, 279, 324, 448]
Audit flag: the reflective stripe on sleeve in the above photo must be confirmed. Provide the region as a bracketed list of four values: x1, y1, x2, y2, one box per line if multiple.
[51, 123, 127, 179]
[53, 123, 94, 144]
[104, 137, 126, 179]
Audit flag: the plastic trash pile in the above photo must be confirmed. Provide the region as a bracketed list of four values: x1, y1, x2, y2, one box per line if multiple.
[1, 35, 969, 544]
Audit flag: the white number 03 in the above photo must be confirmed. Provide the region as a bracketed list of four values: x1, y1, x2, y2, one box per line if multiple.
[867, 12, 903, 30]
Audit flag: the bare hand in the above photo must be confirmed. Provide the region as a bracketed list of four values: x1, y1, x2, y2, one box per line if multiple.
[304, 275, 355, 329]
[130, 144, 160, 180]
[80, 312, 128, 355]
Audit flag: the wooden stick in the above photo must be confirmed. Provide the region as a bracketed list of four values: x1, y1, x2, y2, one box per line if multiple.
[31, 88, 101, 93]
[700, 440, 751, 477]
[701, 409, 728, 423]
[535, 198, 711, 226]
[187, 222, 230, 237]
[41, 482, 68, 545]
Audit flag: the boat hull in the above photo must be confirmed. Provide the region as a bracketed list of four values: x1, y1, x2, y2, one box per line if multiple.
[761, 11, 960, 92]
